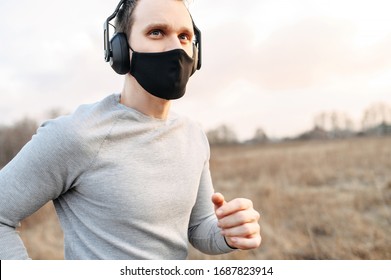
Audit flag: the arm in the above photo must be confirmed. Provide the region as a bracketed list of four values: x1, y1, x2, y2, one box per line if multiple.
[187, 126, 261, 254]
[187, 160, 235, 255]
[0, 118, 87, 259]
[187, 161, 261, 254]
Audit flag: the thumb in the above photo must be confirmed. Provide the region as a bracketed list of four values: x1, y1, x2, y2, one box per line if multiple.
[212, 192, 226, 211]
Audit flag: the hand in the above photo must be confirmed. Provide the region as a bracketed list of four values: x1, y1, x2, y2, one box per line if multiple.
[212, 192, 261, 250]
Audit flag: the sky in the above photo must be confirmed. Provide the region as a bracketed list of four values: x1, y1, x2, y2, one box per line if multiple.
[1, 0, 391, 140]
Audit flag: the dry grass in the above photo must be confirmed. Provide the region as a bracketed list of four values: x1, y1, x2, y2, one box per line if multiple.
[18, 203, 64, 260]
[18, 136, 391, 259]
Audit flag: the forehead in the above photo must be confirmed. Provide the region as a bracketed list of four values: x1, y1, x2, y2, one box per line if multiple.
[132, 0, 193, 31]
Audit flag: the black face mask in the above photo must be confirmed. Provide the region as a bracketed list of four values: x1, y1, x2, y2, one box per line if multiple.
[129, 47, 195, 100]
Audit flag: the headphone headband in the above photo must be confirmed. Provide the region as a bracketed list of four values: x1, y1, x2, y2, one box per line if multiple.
[104, 0, 126, 62]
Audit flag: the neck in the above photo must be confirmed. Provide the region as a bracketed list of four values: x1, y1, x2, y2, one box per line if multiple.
[120, 75, 171, 120]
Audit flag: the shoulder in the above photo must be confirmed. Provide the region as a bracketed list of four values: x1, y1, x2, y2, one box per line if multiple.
[37, 94, 121, 154]
[173, 112, 206, 134]
[171, 112, 211, 155]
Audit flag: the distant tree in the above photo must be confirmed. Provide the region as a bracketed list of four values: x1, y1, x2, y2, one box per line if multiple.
[312, 111, 354, 138]
[314, 112, 327, 130]
[45, 108, 68, 120]
[251, 127, 268, 144]
[206, 124, 238, 145]
[330, 111, 341, 131]
[361, 102, 391, 131]
[0, 117, 38, 168]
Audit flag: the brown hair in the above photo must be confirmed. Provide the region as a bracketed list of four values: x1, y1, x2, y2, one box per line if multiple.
[115, 0, 187, 38]
[115, 0, 140, 37]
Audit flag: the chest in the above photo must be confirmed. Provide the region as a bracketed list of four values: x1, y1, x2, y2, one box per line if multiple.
[73, 122, 208, 224]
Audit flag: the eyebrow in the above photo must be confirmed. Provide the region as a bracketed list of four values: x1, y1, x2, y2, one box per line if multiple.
[143, 23, 194, 35]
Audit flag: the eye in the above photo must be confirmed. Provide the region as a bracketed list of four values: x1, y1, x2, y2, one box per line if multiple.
[179, 33, 191, 43]
[149, 29, 164, 38]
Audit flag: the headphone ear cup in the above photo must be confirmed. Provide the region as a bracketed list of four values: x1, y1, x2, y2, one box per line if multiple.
[191, 44, 198, 76]
[110, 33, 130, 75]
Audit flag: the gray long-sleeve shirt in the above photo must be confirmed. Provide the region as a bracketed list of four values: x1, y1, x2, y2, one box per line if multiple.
[0, 94, 234, 259]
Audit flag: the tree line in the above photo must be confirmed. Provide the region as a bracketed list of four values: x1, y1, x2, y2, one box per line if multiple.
[0, 102, 390, 168]
[0, 118, 38, 168]
[207, 102, 391, 144]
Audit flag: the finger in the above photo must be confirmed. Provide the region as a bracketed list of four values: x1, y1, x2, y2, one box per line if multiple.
[212, 192, 226, 212]
[218, 208, 260, 229]
[217, 198, 253, 218]
[225, 234, 262, 250]
[221, 221, 260, 238]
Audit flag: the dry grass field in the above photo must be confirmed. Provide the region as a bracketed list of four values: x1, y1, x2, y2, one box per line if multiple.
[17, 136, 391, 259]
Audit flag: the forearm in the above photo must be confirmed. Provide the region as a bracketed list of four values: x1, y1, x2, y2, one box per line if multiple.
[188, 214, 235, 255]
[0, 223, 30, 259]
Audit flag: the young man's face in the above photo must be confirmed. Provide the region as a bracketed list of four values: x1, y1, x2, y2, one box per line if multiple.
[129, 0, 194, 58]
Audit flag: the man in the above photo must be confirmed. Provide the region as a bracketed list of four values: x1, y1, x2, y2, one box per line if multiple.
[0, 0, 261, 259]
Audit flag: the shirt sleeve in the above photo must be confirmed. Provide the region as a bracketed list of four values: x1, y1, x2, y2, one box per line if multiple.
[187, 132, 236, 255]
[0, 118, 90, 259]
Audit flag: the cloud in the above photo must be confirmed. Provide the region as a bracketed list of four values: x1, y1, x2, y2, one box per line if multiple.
[254, 17, 358, 90]
[180, 12, 391, 138]
[185, 20, 256, 100]
[188, 15, 391, 95]
[0, 0, 124, 123]
[257, 18, 391, 89]
[2, 0, 391, 138]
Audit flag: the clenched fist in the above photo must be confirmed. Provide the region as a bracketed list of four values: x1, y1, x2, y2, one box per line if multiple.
[212, 192, 261, 250]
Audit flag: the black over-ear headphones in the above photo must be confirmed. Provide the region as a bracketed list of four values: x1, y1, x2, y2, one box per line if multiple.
[104, 0, 202, 75]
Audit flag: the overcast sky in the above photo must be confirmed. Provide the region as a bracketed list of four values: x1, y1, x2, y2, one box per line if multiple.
[1, 0, 391, 140]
